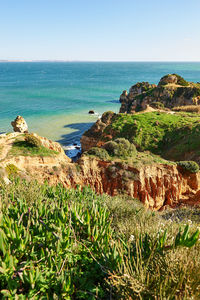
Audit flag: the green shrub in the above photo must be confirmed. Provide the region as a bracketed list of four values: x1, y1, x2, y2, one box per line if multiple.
[177, 161, 199, 173]
[103, 141, 118, 155]
[150, 101, 165, 109]
[104, 138, 137, 158]
[172, 73, 189, 86]
[25, 134, 42, 148]
[87, 147, 110, 160]
[5, 163, 19, 177]
[52, 165, 59, 172]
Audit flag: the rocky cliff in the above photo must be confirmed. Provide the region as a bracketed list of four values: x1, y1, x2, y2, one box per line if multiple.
[79, 108, 200, 208]
[73, 156, 200, 210]
[1, 129, 200, 210]
[119, 74, 200, 113]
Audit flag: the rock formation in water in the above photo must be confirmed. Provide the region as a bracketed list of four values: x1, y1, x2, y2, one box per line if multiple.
[119, 74, 200, 113]
[11, 115, 28, 133]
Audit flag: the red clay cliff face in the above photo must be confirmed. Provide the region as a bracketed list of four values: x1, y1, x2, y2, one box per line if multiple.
[1, 133, 200, 210]
[27, 155, 199, 210]
[74, 157, 200, 210]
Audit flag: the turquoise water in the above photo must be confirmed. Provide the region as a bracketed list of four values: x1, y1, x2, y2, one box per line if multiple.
[0, 62, 200, 150]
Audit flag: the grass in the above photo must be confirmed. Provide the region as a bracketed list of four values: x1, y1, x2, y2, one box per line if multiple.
[8, 140, 58, 157]
[128, 151, 175, 166]
[5, 164, 19, 178]
[0, 178, 200, 299]
[102, 111, 200, 162]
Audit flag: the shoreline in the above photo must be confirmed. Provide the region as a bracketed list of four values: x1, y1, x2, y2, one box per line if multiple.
[1, 111, 103, 159]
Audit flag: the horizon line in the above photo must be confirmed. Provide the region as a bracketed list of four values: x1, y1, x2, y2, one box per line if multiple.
[0, 59, 200, 63]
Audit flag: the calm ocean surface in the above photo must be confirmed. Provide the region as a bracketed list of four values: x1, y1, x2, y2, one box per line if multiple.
[0, 62, 200, 152]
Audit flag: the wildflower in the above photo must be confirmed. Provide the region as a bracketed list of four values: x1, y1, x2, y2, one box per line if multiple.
[129, 235, 135, 242]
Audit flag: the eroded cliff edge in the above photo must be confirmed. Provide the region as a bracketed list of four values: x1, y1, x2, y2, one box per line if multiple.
[2, 74, 200, 210]
[1, 121, 200, 210]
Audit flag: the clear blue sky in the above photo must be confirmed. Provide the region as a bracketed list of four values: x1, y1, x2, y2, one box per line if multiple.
[0, 0, 200, 61]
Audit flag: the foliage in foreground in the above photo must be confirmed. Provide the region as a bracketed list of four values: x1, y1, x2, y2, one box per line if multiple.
[0, 179, 200, 299]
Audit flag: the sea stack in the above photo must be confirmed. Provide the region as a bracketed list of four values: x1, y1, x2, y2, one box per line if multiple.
[11, 115, 28, 133]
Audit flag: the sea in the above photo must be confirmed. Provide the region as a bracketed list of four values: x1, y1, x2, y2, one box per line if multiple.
[0, 62, 200, 157]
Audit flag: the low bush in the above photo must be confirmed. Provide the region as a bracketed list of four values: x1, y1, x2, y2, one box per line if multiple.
[177, 160, 199, 173]
[150, 101, 165, 109]
[103, 140, 118, 154]
[172, 73, 189, 86]
[25, 134, 42, 148]
[103, 138, 137, 158]
[86, 147, 110, 160]
[5, 163, 19, 178]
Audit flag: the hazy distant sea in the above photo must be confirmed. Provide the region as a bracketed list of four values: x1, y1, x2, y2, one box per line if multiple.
[0, 62, 200, 155]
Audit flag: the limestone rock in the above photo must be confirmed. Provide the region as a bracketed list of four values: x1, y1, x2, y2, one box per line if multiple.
[11, 116, 28, 133]
[158, 74, 178, 86]
[81, 111, 115, 152]
[119, 90, 128, 102]
[119, 82, 156, 113]
[118, 74, 200, 113]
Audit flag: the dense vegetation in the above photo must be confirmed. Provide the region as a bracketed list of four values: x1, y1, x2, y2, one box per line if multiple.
[104, 112, 200, 162]
[86, 137, 171, 165]
[0, 179, 200, 299]
[103, 138, 137, 159]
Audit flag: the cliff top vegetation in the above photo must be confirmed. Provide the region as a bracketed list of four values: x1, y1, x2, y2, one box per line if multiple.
[83, 111, 200, 164]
